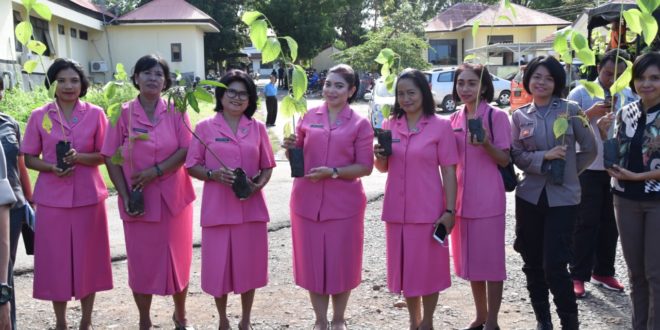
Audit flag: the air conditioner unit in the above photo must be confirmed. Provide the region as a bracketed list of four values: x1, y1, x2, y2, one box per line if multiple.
[90, 61, 108, 73]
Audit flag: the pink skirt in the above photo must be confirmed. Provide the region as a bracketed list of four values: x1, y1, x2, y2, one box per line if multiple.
[33, 202, 113, 301]
[123, 203, 193, 295]
[291, 212, 364, 295]
[451, 215, 506, 281]
[386, 222, 451, 298]
[201, 222, 268, 296]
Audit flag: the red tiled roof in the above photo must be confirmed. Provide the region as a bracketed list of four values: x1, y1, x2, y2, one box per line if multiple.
[426, 2, 570, 32]
[118, 0, 217, 25]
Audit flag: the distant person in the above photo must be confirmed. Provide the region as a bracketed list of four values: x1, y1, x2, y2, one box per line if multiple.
[278, 66, 285, 88]
[186, 70, 275, 330]
[567, 49, 637, 298]
[264, 74, 278, 127]
[511, 55, 596, 330]
[520, 55, 528, 64]
[22, 58, 113, 329]
[102, 54, 195, 329]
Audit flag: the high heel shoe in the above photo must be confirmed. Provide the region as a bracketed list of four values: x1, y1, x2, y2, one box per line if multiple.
[172, 313, 192, 330]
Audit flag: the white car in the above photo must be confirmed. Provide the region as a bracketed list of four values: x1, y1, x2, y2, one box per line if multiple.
[425, 68, 511, 112]
[364, 78, 395, 129]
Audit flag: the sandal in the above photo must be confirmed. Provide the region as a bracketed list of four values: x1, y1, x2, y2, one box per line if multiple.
[172, 312, 192, 330]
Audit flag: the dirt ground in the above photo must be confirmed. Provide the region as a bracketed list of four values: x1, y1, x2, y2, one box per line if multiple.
[13, 196, 633, 329]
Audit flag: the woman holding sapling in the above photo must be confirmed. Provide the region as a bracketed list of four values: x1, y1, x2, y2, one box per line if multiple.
[374, 69, 458, 330]
[448, 63, 510, 330]
[102, 54, 195, 329]
[510, 55, 596, 330]
[282, 64, 373, 330]
[597, 51, 660, 330]
[22, 58, 112, 329]
[186, 70, 275, 330]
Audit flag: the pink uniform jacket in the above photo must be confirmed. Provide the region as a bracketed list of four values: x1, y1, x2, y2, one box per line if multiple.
[21, 101, 108, 207]
[380, 114, 458, 223]
[101, 98, 195, 222]
[290, 103, 374, 221]
[185, 113, 276, 226]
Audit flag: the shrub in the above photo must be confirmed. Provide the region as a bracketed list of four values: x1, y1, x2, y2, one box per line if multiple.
[0, 87, 50, 125]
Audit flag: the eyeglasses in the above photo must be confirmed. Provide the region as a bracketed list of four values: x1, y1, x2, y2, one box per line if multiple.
[225, 88, 249, 101]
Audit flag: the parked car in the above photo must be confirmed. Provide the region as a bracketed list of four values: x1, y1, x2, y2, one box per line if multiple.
[425, 68, 511, 112]
[365, 77, 442, 126]
[510, 65, 533, 112]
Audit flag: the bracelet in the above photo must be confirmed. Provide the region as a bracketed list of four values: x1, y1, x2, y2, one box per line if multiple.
[154, 164, 163, 177]
[445, 209, 455, 215]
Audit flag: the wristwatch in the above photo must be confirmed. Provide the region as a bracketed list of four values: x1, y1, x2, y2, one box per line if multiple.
[206, 170, 213, 180]
[331, 167, 339, 179]
[0, 283, 12, 305]
[445, 209, 455, 215]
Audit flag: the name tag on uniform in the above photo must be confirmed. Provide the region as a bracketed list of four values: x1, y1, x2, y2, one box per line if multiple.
[310, 124, 324, 128]
[132, 127, 149, 133]
[392, 138, 401, 143]
[453, 128, 463, 132]
[215, 137, 231, 142]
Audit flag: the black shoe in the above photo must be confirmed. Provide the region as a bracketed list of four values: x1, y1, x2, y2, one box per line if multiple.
[536, 320, 553, 330]
[558, 313, 579, 330]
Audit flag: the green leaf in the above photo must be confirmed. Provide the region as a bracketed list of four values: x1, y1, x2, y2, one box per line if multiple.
[32, 2, 52, 21]
[380, 63, 390, 77]
[280, 95, 296, 118]
[14, 22, 32, 45]
[107, 103, 121, 126]
[637, 0, 659, 14]
[26, 40, 47, 55]
[103, 81, 117, 101]
[199, 80, 225, 88]
[553, 117, 569, 139]
[249, 19, 268, 50]
[579, 80, 605, 100]
[292, 65, 307, 101]
[463, 54, 477, 62]
[381, 104, 391, 119]
[41, 114, 52, 134]
[624, 9, 644, 35]
[48, 80, 57, 98]
[570, 31, 588, 51]
[110, 148, 124, 165]
[241, 11, 263, 26]
[504, 0, 517, 17]
[282, 36, 298, 62]
[23, 60, 38, 74]
[472, 19, 480, 41]
[186, 91, 199, 113]
[193, 86, 214, 103]
[294, 98, 307, 114]
[375, 48, 395, 65]
[21, 0, 35, 13]
[283, 121, 293, 137]
[576, 48, 595, 66]
[610, 60, 633, 95]
[497, 15, 513, 24]
[261, 37, 281, 64]
[115, 63, 127, 81]
[640, 11, 658, 45]
[385, 74, 396, 94]
[552, 33, 572, 64]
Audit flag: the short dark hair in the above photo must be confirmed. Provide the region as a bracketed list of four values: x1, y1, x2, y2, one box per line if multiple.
[45, 58, 90, 97]
[452, 63, 494, 103]
[327, 64, 360, 103]
[523, 55, 565, 97]
[131, 54, 172, 91]
[393, 68, 436, 119]
[630, 51, 660, 94]
[214, 70, 258, 118]
[599, 48, 630, 68]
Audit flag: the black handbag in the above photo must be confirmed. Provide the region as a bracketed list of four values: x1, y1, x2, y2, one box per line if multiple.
[488, 108, 518, 192]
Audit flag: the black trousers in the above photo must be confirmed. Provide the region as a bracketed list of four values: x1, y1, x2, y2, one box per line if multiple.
[265, 96, 278, 126]
[515, 190, 578, 318]
[570, 170, 618, 281]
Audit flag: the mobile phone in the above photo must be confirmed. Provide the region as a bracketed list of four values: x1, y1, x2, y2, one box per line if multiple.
[433, 223, 447, 244]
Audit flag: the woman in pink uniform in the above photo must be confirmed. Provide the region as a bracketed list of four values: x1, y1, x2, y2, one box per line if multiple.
[186, 70, 275, 330]
[374, 69, 458, 330]
[282, 64, 373, 330]
[102, 54, 195, 330]
[449, 64, 511, 330]
[22, 58, 112, 329]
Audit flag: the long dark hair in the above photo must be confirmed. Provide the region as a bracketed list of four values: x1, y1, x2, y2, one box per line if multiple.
[393, 69, 436, 119]
[452, 63, 494, 103]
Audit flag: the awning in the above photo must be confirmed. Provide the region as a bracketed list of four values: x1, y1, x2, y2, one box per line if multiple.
[465, 42, 554, 55]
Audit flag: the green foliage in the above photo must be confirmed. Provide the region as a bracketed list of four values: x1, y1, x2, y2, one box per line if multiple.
[610, 59, 633, 96]
[623, 5, 659, 46]
[94, 63, 138, 126]
[579, 80, 606, 100]
[91, 0, 141, 16]
[553, 116, 569, 139]
[0, 87, 50, 124]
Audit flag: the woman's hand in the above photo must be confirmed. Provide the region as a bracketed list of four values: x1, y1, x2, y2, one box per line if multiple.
[51, 164, 74, 177]
[213, 168, 236, 186]
[121, 190, 143, 217]
[305, 166, 332, 182]
[596, 112, 615, 139]
[130, 167, 158, 190]
[543, 145, 567, 160]
[281, 134, 297, 149]
[607, 164, 642, 181]
[374, 144, 388, 159]
[63, 148, 78, 165]
[434, 212, 455, 235]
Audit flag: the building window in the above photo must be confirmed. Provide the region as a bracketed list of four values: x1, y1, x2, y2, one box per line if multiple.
[58, 24, 65, 35]
[13, 11, 21, 51]
[29, 15, 54, 56]
[171, 43, 182, 62]
[79, 30, 88, 40]
[70, 28, 77, 38]
[428, 39, 458, 65]
[487, 35, 514, 45]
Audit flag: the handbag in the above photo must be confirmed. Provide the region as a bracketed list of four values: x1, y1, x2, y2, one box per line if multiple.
[488, 108, 518, 192]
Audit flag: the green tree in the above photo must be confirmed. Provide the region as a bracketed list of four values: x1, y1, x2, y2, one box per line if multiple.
[333, 2, 431, 71]
[334, 0, 369, 48]
[92, 0, 141, 16]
